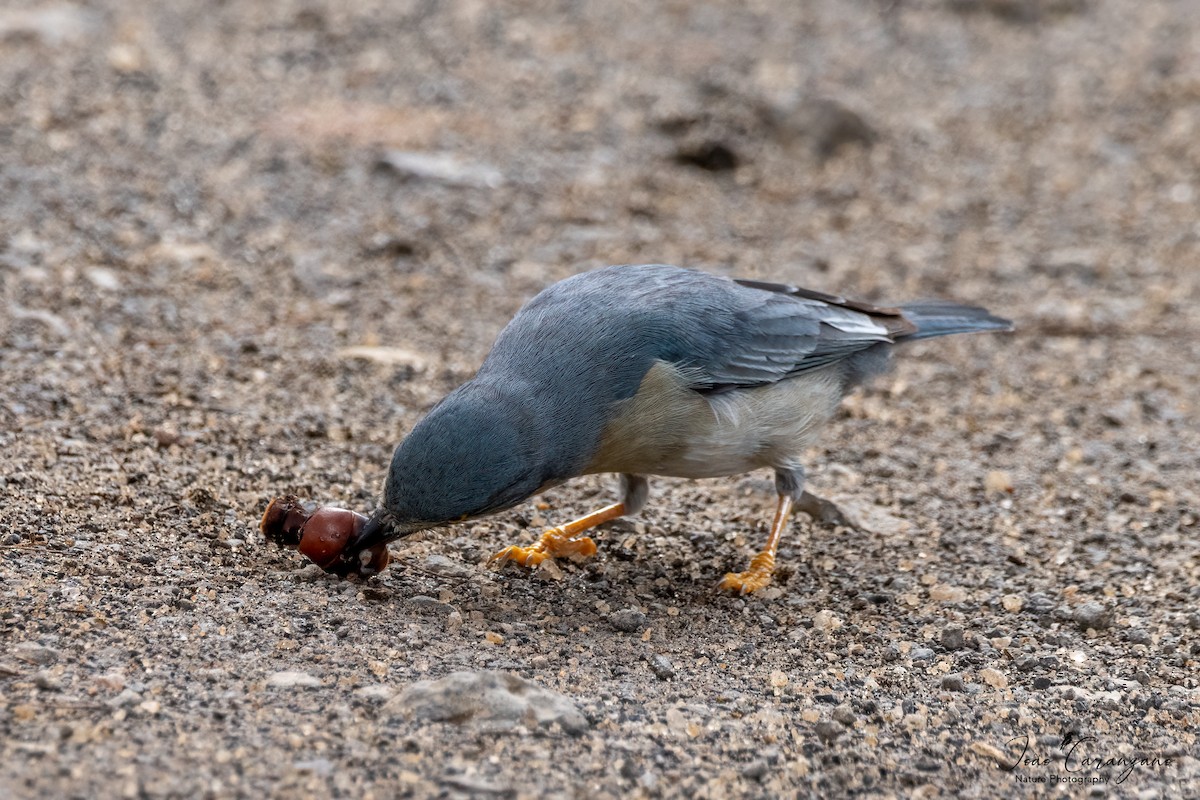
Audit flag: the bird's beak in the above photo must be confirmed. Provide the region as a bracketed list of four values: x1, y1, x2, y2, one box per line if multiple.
[337, 508, 436, 575]
[347, 509, 394, 556]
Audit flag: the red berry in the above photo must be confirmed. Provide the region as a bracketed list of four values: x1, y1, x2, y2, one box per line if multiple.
[261, 496, 389, 577]
[297, 507, 364, 569]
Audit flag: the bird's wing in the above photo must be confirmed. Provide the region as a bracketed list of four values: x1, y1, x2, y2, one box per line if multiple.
[680, 277, 917, 393]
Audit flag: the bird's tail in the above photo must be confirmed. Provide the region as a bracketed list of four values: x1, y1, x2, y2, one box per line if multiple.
[897, 302, 1014, 340]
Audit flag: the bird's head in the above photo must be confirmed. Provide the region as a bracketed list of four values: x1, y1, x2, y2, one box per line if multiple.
[337, 380, 546, 570]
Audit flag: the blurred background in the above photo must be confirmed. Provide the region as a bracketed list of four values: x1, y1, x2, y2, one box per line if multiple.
[3, 0, 1198, 445]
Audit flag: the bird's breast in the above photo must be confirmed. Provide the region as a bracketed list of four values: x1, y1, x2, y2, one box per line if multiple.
[584, 361, 847, 479]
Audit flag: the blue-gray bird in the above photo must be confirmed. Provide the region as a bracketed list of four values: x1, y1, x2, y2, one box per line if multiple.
[344, 264, 1012, 592]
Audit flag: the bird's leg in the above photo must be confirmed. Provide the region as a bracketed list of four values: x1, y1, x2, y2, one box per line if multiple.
[718, 466, 804, 594]
[490, 475, 648, 568]
[718, 493, 792, 594]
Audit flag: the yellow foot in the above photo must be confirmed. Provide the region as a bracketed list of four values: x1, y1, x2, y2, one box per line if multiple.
[718, 551, 776, 594]
[489, 528, 598, 568]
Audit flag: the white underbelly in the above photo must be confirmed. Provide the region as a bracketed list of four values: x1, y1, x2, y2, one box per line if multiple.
[652, 369, 844, 478]
[585, 361, 846, 479]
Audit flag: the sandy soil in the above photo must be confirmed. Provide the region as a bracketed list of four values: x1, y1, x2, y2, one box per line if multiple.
[2, 1, 1198, 798]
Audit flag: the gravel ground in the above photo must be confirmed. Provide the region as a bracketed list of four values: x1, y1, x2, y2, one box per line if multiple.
[2, 1, 1198, 798]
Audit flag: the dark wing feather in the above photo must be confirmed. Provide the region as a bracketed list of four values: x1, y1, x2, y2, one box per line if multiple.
[683, 277, 916, 392]
[732, 278, 912, 320]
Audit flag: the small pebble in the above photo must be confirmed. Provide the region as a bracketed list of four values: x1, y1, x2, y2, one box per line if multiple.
[832, 704, 856, 726]
[984, 470, 1014, 495]
[1124, 628, 1151, 645]
[422, 554, 473, 579]
[266, 671, 321, 689]
[1074, 601, 1113, 631]
[980, 668, 1008, 689]
[910, 647, 935, 662]
[34, 671, 62, 691]
[608, 608, 647, 633]
[742, 760, 769, 781]
[1001, 594, 1023, 612]
[535, 559, 564, 581]
[941, 673, 967, 692]
[13, 643, 59, 666]
[649, 655, 675, 680]
[928, 584, 967, 602]
[1025, 594, 1056, 615]
[812, 610, 842, 631]
[941, 626, 965, 651]
[814, 721, 843, 743]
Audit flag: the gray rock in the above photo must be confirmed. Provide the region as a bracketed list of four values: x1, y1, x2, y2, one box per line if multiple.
[649, 655, 675, 680]
[941, 626, 965, 651]
[814, 720, 843, 743]
[608, 608, 647, 632]
[1074, 601, 1113, 631]
[1100, 400, 1137, 427]
[942, 674, 967, 692]
[1025, 593, 1056, 616]
[386, 670, 588, 735]
[1124, 628, 1151, 645]
[33, 671, 61, 691]
[910, 647, 935, 662]
[12, 642, 59, 665]
[832, 704, 856, 726]
[421, 554, 473, 579]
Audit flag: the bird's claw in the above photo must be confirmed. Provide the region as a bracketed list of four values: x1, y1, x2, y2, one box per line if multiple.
[718, 551, 776, 594]
[489, 528, 597, 568]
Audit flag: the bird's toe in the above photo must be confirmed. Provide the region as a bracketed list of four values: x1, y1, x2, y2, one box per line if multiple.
[717, 551, 776, 594]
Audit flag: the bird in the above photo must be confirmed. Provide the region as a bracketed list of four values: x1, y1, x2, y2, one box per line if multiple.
[342, 264, 1012, 593]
